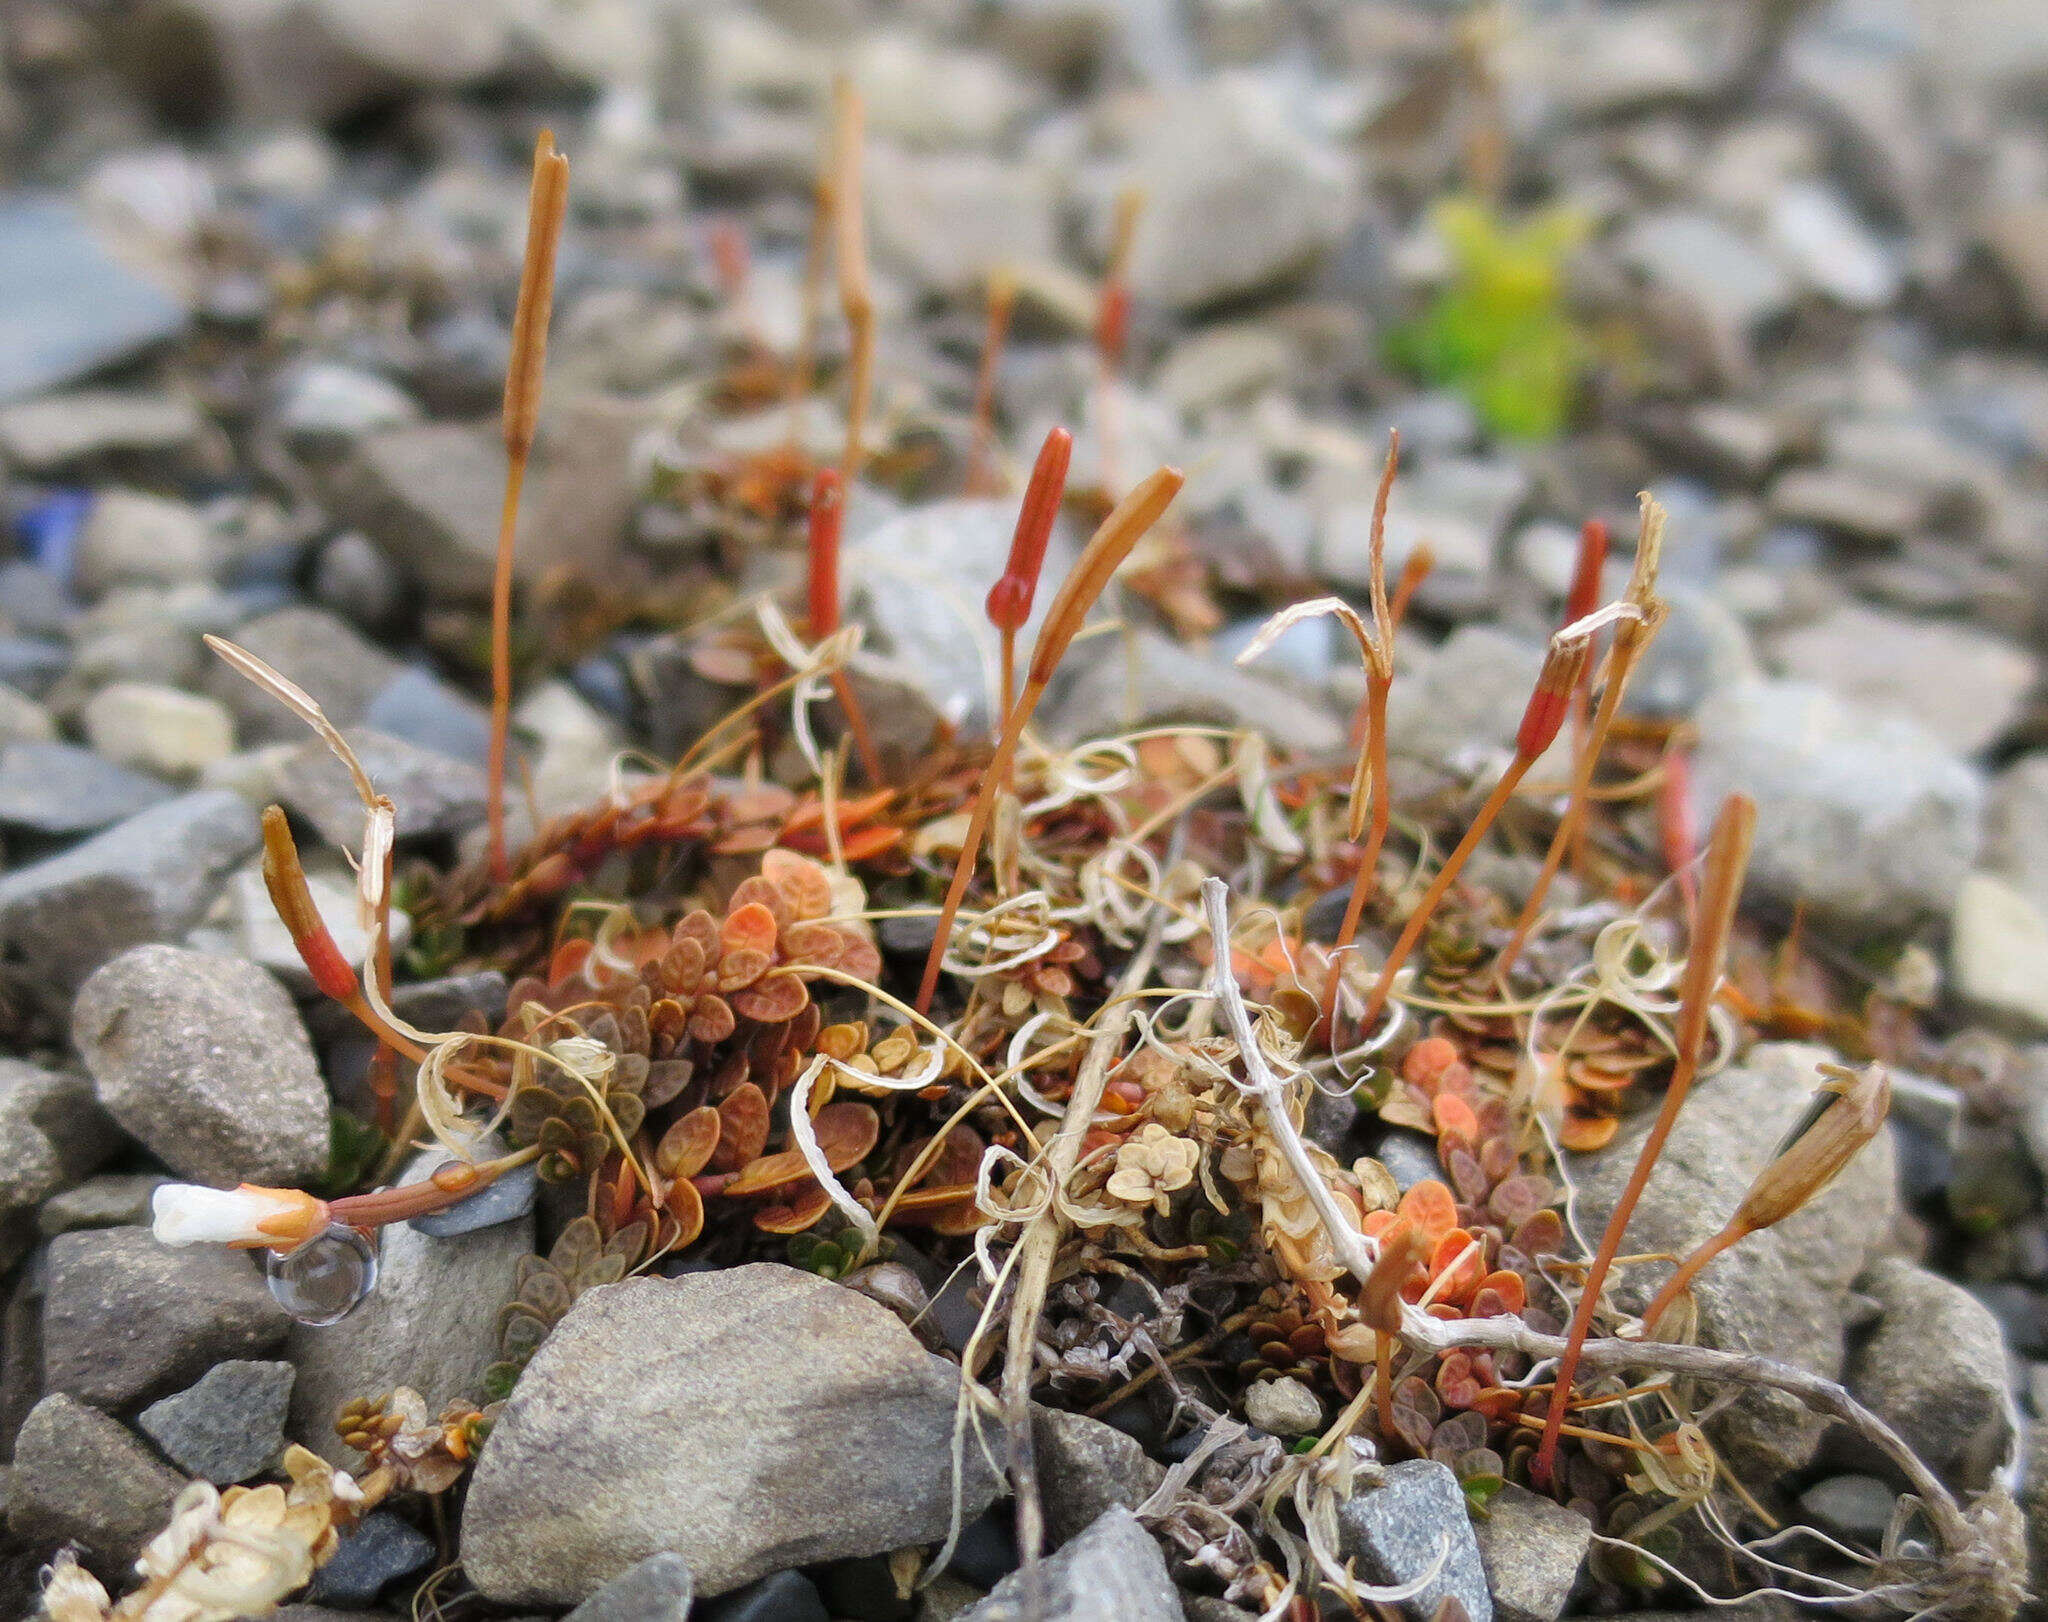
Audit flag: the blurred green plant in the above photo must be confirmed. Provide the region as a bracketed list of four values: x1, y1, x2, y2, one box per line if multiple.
[1388, 196, 1588, 441]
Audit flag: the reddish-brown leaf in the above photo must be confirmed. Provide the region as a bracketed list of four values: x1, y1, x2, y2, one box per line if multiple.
[716, 947, 773, 992]
[722, 901, 779, 959]
[663, 1176, 705, 1248]
[655, 1106, 722, 1179]
[687, 994, 736, 1044]
[815, 1100, 880, 1172]
[731, 971, 809, 1023]
[762, 848, 834, 920]
[710, 1083, 771, 1173]
[754, 1184, 834, 1234]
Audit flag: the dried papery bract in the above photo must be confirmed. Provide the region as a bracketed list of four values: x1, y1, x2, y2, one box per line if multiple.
[832, 76, 873, 482]
[915, 465, 1185, 1015]
[964, 269, 1017, 496]
[487, 130, 570, 880]
[985, 426, 1073, 724]
[1350, 619, 1599, 1042]
[1640, 1061, 1889, 1336]
[1531, 789, 1755, 1490]
[1496, 495, 1669, 980]
[805, 470, 881, 784]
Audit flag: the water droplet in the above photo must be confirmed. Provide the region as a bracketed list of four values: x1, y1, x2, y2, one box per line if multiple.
[265, 1224, 379, 1325]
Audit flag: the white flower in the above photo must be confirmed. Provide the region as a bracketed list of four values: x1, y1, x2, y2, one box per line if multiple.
[152, 1184, 326, 1248]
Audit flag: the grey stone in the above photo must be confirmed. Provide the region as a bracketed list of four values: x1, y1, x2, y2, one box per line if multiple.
[73, 944, 328, 1189]
[866, 145, 1058, 299]
[1772, 604, 2036, 756]
[224, 859, 410, 995]
[1032, 1405, 1165, 1548]
[0, 682, 55, 744]
[847, 497, 1079, 738]
[1181, 1601, 1259, 1622]
[1618, 210, 1793, 383]
[38, 1173, 170, 1236]
[278, 360, 419, 448]
[0, 1060, 116, 1214]
[1155, 324, 1297, 417]
[461, 1266, 1004, 1604]
[0, 789, 261, 1000]
[407, 1159, 538, 1238]
[1473, 1484, 1591, 1622]
[1242, 1376, 1321, 1436]
[1951, 873, 2048, 1035]
[312, 530, 407, 636]
[323, 399, 652, 603]
[564, 1552, 696, 1622]
[1767, 467, 1930, 546]
[1048, 628, 1344, 756]
[1689, 680, 1982, 931]
[1797, 1474, 1896, 1543]
[1386, 625, 1571, 783]
[136, 1358, 293, 1484]
[0, 740, 172, 835]
[307, 1511, 437, 1607]
[206, 605, 404, 745]
[364, 667, 492, 766]
[75, 489, 221, 597]
[1624, 587, 1758, 722]
[1846, 1257, 2013, 1492]
[1115, 78, 1349, 311]
[271, 728, 488, 847]
[0, 390, 204, 472]
[1336, 1460, 1492, 1622]
[1323, 457, 1524, 601]
[1986, 754, 2048, 922]
[288, 1152, 531, 1466]
[0, 197, 186, 404]
[0, 632, 69, 696]
[958, 1506, 1178, 1622]
[84, 682, 236, 778]
[1569, 1045, 1899, 1484]
[1767, 182, 1900, 310]
[5, 1393, 184, 1572]
[43, 1226, 288, 1409]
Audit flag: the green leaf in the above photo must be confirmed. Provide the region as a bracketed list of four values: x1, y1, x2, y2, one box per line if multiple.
[480, 1361, 524, 1403]
[315, 1110, 387, 1198]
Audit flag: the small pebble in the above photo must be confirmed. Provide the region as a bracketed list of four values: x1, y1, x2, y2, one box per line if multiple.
[1243, 1375, 1322, 1437]
[307, 1512, 436, 1606]
[699, 1569, 830, 1622]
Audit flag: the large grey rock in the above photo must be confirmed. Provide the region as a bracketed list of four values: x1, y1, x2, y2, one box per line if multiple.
[1386, 625, 1572, 783]
[847, 497, 1078, 738]
[5, 1393, 184, 1572]
[0, 389, 203, 473]
[42, 1226, 289, 1409]
[1048, 628, 1344, 756]
[1845, 1258, 2013, 1492]
[1951, 872, 2048, 1035]
[0, 1060, 116, 1213]
[1770, 604, 2037, 758]
[0, 790, 260, 1001]
[137, 1358, 293, 1485]
[271, 728, 487, 847]
[1115, 78, 1349, 311]
[0, 740, 172, 836]
[38, 1173, 171, 1236]
[1568, 1044, 1899, 1484]
[1336, 1460, 1492, 1622]
[76, 489, 221, 597]
[0, 197, 186, 404]
[461, 1266, 1003, 1604]
[322, 398, 652, 603]
[1618, 209, 1793, 384]
[1986, 754, 2048, 923]
[1032, 1404, 1165, 1548]
[958, 1505, 1178, 1622]
[866, 145, 1059, 299]
[73, 944, 328, 1189]
[1689, 680, 1982, 931]
[206, 605, 403, 744]
[288, 1153, 531, 1466]
[1473, 1484, 1591, 1622]
[83, 682, 236, 779]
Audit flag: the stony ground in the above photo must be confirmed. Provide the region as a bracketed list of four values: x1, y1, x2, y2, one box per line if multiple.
[2, 0, 2048, 1619]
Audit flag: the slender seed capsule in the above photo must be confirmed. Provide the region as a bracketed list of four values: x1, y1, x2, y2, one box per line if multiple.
[260, 805, 358, 1005]
[807, 469, 844, 642]
[1515, 634, 1592, 760]
[985, 428, 1073, 633]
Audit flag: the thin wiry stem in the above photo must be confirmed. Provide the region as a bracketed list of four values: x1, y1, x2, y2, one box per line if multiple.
[1531, 790, 1754, 1490]
[832, 77, 873, 483]
[915, 467, 1184, 1016]
[964, 270, 1016, 496]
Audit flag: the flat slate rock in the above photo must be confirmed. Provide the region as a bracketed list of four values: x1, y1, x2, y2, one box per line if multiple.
[137, 1358, 294, 1484]
[563, 1552, 696, 1622]
[1336, 1461, 1493, 1622]
[0, 740, 172, 835]
[0, 196, 185, 403]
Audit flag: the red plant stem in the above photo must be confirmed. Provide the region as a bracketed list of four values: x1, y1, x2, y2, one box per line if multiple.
[808, 469, 843, 641]
[917, 467, 1183, 1016]
[1530, 792, 1756, 1491]
[1321, 669, 1390, 1047]
[486, 465, 527, 881]
[964, 274, 1016, 496]
[1388, 543, 1433, 632]
[1638, 1219, 1748, 1339]
[1495, 617, 1650, 982]
[328, 1152, 526, 1229]
[1351, 637, 1589, 1041]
